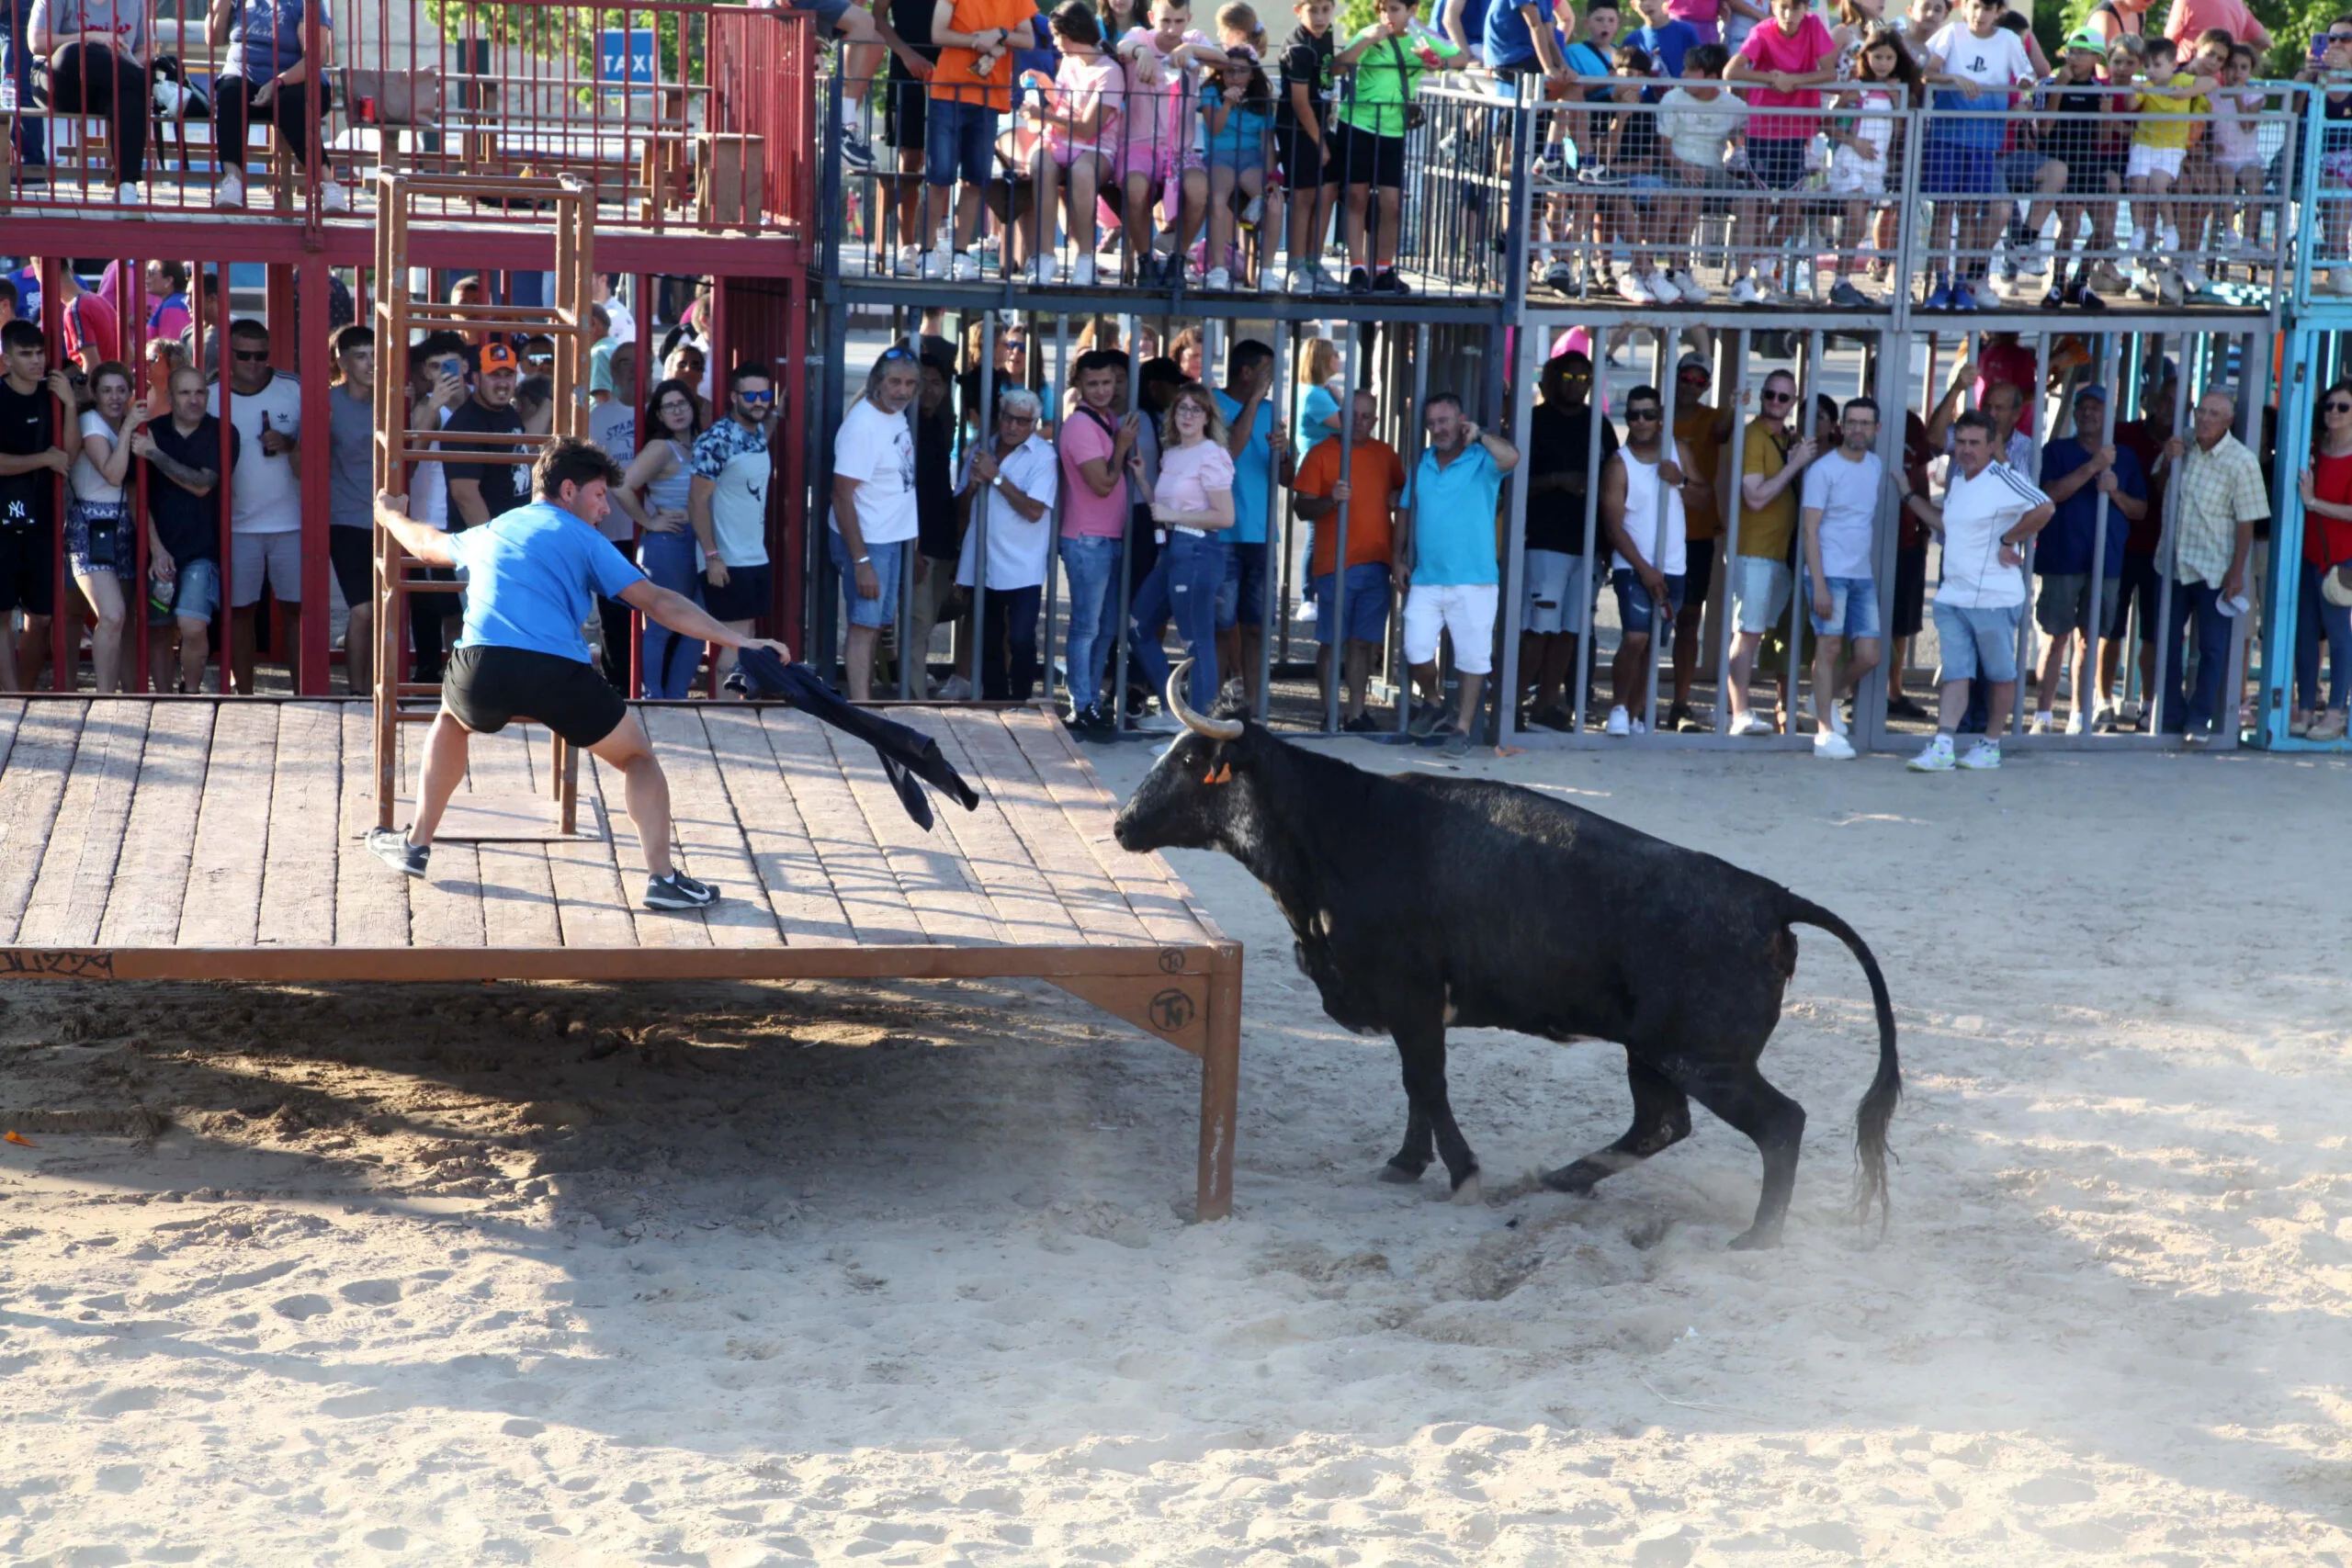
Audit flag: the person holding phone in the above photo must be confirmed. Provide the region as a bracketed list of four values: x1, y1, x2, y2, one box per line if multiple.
[207, 318, 305, 694]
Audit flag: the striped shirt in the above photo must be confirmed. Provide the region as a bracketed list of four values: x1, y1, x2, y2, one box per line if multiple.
[1936, 458, 2049, 610]
[2169, 430, 2267, 588]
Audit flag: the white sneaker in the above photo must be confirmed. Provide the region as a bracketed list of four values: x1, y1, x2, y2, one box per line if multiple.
[1729, 709, 1774, 737]
[1729, 276, 1763, 305]
[1605, 705, 1633, 738]
[1258, 265, 1282, 292]
[1668, 268, 1710, 303]
[1204, 265, 1231, 291]
[1630, 716, 1650, 736]
[939, 673, 974, 701]
[922, 246, 952, 280]
[2029, 711, 2052, 735]
[1958, 739, 2002, 771]
[952, 251, 981, 282]
[1814, 728, 1856, 761]
[1025, 254, 1058, 286]
[1132, 712, 1182, 734]
[1617, 271, 1654, 304]
[2018, 243, 2049, 277]
[216, 171, 247, 209]
[2064, 708, 2089, 736]
[320, 183, 349, 212]
[2163, 224, 2182, 252]
[115, 182, 143, 207]
[2132, 265, 2159, 300]
[1287, 265, 1317, 295]
[2157, 265, 2186, 306]
[897, 243, 923, 276]
[1071, 255, 1097, 287]
[2177, 260, 2209, 294]
[1907, 735, 1956, 772]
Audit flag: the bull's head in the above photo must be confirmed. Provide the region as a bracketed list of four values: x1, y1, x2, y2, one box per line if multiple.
[1112, 660, 1258, 855]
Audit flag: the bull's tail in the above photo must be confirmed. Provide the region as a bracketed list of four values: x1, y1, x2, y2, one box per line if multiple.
[1784, 896, 1901, 1235]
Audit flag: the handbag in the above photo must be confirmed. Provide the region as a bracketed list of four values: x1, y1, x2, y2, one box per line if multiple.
[1385, 39, 1426, 130]
[72, 498, 128, 572]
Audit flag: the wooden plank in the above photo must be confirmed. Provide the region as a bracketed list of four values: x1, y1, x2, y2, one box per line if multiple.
[999, 709, 1214, 944]
[97, 703, 217, 947]
[701, 705, 856, 947]
[539, 736, 640, 951]
[0, 702, 89, 943]
[757, 707, 927, 945]
[594, 742, 709, 948]
[463, 724, 562, 949]
[820, 716, 1004, 947]
[640, 705, 782, 947]
[334, 704, 413, 949]
[16, 703, 151, 947]
[0, 698, 26, 779]
[922, 713, 1089, 947]
[176, 702, 280, 947]
[397, 717, 488, 949]
[942, 710, 1149, 946]
[256, 704, 343, 947]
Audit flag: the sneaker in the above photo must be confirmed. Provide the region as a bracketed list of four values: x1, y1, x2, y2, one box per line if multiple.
[1544, 258, 1577, 293]
[2041, 283, 2065, 310]
[216, 171, 247, 209]
[1287, 265, 1317, 295]
[2309, 707, 2350, 741]
[1132, 711, 1182, 734]
[1729, 276, 1763, 305]
[1951, 280, 1979, 311]
[1618, 270, 1655, 304]
[1995, 252, 2018, 285]
[1071, 254, 1097, 287]
[1528, 703, 1575, 733]
[2092, 704, 2120, 733]
[2163, 224, 2182, 252]
[1204, 265, 1231, 291]
[1814, 728, 1856, 761]
[644, 871, 719, 910]
[1922, 276, 1953, 310]
[1418, 722, 1462, 750]
[1026, 254, 1058, 286]
[1906, 735, 1956, 773]
[1372, 268, 1408, 295]
[366, 827, 429, 878]
[1258, 265, 1283, 292]
[2028, 711, 2052, 735]
[2092, 261, 2127, 293]
[952, 251, 981, 282]
[842, 132, 876, 172]
[2178, 261, 2210, 295]
[2064, 708, 2088, 736]
[1408, 701, 1449, 739]
[2182, 718, 2213, 747]
[319, 182, 349, 212]
[1630, 716, 1650, 736]
[1346, 265, 1372, 295]
[1829, 279, 1874, 308]
[1340, 712, 1381, 734]
[2018, 243, 2050, 277]
[2132, 265, 2160, 300]
[1728, 709, 1774, 737]
[2068, 279, 2109, 312]
[1668, 268, 1710, 303]
[896, 243, 923, 276]
[1604, 705, 1633, 738]
[2156, 265, 2185, 306]
[116, 181, 143, 207]
[1958, 739, 2002, 770]
[922, 246, 952, 280]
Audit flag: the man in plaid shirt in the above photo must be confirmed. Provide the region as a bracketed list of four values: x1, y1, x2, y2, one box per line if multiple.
[2155, 390, 2267, 744]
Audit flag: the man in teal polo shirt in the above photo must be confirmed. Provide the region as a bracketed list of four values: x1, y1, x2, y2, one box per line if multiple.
[1213, 340, 1289, 708]
[1400, 392, 1521, 755]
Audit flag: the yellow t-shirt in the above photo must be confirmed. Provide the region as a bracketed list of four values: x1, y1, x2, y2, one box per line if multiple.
[2133, 74, 2202, 151]
[1733, 418, 1797, 562]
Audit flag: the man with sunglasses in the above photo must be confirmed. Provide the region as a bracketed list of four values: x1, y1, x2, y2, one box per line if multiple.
[209, 318, 306, 694]
[1724, 367, 1817, 736]
[693, 365, 781, 695]
[1599, 383, 1700, 737]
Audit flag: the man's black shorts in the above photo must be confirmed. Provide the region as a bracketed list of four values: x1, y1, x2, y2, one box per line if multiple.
[1274, 124, 1337, 187]
[883, 52, 938, 152]
[0, 525, 57, 616]
[706, 561, 773, 623]
[328, 524, 373, 608]
[445, 644, 627, 749]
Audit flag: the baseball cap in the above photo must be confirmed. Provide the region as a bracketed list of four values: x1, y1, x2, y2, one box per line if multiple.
[479, 341, 520, 374]
[2064, 28, 2105, 52]
[2075, 383, 2109, 405]
[1677, 353, 1710, 375]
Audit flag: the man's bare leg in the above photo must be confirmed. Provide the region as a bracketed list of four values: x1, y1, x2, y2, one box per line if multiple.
[587, 713, 675, 879]
[846, 623, 881, 702]
[407, 708, 475, 846]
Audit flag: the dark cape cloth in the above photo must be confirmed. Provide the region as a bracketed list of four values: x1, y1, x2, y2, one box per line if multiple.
[724, 649, 979, 831]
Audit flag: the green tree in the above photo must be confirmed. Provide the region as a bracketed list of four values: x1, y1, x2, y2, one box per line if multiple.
[2044, 0, 2318, 75]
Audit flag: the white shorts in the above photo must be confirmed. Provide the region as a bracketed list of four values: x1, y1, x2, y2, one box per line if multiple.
[1403, 581, 1498, 674]
[230, 529, 303, 608]
[2126, 144, 2186, 183]
[1521, 549, 1591, 636]
[1825, 153, 1886, 197]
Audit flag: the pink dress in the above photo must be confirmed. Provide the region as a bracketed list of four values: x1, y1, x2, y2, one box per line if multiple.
[1049, 51, 1125, 162]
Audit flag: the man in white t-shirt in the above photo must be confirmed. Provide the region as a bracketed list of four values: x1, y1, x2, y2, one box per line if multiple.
[690, 364, 780, 694]
[829, 350, 921, 701]
[207, 319, 304, 694]
[1900, 409, 2052, 772]
[1798, 396, 1888, 761]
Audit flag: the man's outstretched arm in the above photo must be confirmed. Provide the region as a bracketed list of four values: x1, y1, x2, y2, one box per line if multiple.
[375, 491, 459, 567]
[619, 577, 792, 659]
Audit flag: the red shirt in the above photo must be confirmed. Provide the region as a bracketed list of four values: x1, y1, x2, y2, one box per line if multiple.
[1977, 342, 2039, 435]
[59, 292, 119, 369]
[2114, 419, 2169, 556]
[2307, 449, 2352, 569]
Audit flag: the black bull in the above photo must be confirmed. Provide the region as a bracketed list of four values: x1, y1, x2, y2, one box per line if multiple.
[1111, 671, 1899, 1249]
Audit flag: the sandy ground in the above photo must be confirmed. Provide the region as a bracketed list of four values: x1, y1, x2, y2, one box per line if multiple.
[2, 739, 2349, 1567]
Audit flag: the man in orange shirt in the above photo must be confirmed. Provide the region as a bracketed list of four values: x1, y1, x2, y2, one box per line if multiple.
[1291, 389, 1406, 730]
[923, 0, 1045, 279]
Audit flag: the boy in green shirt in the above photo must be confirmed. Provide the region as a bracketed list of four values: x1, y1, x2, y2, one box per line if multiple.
[1332, 0, 1463, 293]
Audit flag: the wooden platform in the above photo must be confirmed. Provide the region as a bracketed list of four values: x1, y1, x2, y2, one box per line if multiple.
[0, 698, 1241, 1217]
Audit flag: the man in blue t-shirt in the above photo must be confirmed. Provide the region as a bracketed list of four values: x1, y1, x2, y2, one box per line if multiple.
[2028, 383, 2145, 732]
[1212, 340, 1290, 708]
[367, 437, 790, 910]
[1398, 393, 1520, 756]
[1483, 0, 1571, 75]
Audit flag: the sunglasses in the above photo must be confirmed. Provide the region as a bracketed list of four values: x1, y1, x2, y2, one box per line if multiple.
[878, 345, 918, 363]
[1762, 389, 1793, 404]
[738, 389, 775, 403]
[2329, 400, 2352, 413]
[233, 349, 271, 363]
[1626, 406, 1661, 420]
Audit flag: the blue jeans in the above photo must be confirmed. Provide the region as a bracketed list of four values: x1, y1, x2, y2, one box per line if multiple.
[1058, 533, 1124, 713]
[638, 530, 706, 699]
[1127, 531, 1227, 716]
[2296, 557, 2352, 714]
[2161, 579, 2232, 733]
[925, 97, 997, 188]
[5, 2, 42, 167]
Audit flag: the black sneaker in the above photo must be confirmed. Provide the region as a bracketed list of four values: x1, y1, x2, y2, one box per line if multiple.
[1407, 701, 1448, 739]
[1372, 268, 1408, 295]
[2069, 280, 2109, 311]
[841, 131, 876, 172]
[1346, 265, 1372, 295]
[2040, 283, 2064, 310]
[644, 872, 719, 910]
[366, 827, 429, 878]
[1417, 722, 1461, 750]
[1340, 712, 1380, 734]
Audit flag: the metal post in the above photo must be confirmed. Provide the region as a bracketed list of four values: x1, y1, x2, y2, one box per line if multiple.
[1045, 310, 1069, 706]
[968, 311, 997, 700]
[1257, 324, 1286, 721]
[1784, 329, 1821, 737]
[2081, 332, 2120, 739]
[1646, 327, 1679, 738]
[1394, 323, 1431, 735]
[1570, 323, 1608, 739]
[1497, 321, 1538, 745]
[1328, 328, 1361, 735]
[1713, 331, 1751, 733]
[2218, 327, 2268, 751]
[2148, 334, 2191, 737]
[1110, 310, 1137, 730]
[1858, 331, 1906, 755]
[2009, 329, 2052, 739]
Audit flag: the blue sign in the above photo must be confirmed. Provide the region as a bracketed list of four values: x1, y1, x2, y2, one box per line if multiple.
[599, 28, 657, 85]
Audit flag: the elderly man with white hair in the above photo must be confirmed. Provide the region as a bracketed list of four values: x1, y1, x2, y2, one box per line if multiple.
[2156, 388, 2267, 744]
[956, 384, 1059, 701]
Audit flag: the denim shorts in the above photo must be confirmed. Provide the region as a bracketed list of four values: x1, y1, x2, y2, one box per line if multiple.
[830, 527, 906, 629]
[1932, 598, 2021, 683]
[926, 96, 999, 187]
[150, 557, 220, 625]
[1809, 574, 1881, 640]
[1611, 568, 1685, 637]
[1521, 547, 1591, 636]
[1924, 136, 2001, 196]
[1216, 539, 1270, 629]
[1731, 554, 1792, 634]
[1313, 562, 1391, 646]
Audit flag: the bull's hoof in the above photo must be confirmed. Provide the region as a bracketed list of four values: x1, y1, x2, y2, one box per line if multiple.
[1377, 1160, 1426, 1185]
[1540, 1162, 1603, 1197]
[1447, 1171, 1484, 1207]
[1726, 1224, 1784, 1251]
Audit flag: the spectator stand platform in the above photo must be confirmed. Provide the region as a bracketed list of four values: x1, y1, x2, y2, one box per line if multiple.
[0, 695, 1245, 1220]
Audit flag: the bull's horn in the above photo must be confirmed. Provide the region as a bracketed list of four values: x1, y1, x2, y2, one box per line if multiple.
[1168, 660, 1243, 740]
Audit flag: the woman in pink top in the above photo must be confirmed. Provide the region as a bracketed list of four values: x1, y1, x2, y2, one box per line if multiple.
[1724, 0, 1838, 300]
[1125, 382, 1235, 717]
[1024, 2, 1125, 286]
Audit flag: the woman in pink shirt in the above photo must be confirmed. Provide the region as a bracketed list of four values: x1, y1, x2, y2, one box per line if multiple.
[1724, 0, 1838, 300]
[1125, 382, 1236, 717]
[1025, 3, 1125, 285]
